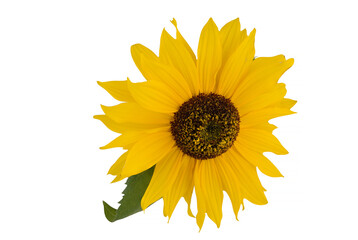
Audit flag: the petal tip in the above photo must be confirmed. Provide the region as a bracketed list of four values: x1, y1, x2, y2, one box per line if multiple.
[206, 17, 217, 28]
[99, 104, 106, 111]
[215, 220, 221, 228]
[161, 28, 171, 39]
[250, 28, 257, 36]
[170, 18, 177, 27]
[287, 58, 294, 67]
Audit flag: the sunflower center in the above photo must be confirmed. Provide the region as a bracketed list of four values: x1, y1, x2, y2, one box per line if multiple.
[170, 93, 240, 160]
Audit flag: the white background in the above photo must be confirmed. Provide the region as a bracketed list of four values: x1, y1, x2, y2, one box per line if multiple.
[1, 0, 357, 239]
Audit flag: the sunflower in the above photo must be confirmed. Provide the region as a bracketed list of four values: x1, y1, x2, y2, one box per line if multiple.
[95, 18, 295, 229]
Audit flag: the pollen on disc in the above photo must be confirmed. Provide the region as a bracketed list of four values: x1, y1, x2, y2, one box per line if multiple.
[170, 93, 240, 160]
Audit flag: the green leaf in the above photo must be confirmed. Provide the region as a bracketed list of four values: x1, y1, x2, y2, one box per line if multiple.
[103, 166, 155, 222]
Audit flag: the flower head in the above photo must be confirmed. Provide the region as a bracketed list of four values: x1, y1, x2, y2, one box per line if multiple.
[96, 17, 295, 230]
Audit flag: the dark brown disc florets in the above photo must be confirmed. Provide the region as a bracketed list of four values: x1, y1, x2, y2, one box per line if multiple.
[170, 93, 240, 160]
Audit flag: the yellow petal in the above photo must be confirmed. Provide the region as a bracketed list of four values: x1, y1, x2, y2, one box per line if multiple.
[95, 111, 168, 136]
[233, 55, 285, 97]
[159, 29, 199, 95]
[225, 148, 268, 205]
[215, 155, 244, 219]
[127, 80, 181, 114]
[194, 159, 223, 229]
[111, 175, 125, 183]
[238, 128, 288, 155]
[236, 142, 283, 177]
[197, 18, 222, 93]
[183, 183, 195, 218]
[242, 120, 277, 133]
[219, 18, 247, 66]
[140, 51, 192, 101]
[141, 149, 183, 210]
[170, 18, 196, 63]
[240, 100, 296, 128]
[238, 83, 287, 116]
[257, 156, 283, 178]
[93, 115, 122, 133]
[100, 102, 171, 125]
[255, 123, 278, 132]
[97, 80, 134, 102]
[163, 154, 196, 219]
[131, 44, 159, 80]
[278, 98, 297, 109]
[232, 56, 294, 104]
[99, 131, 144, 150]
[108, 151, 128, 175]
[121, 131, 175, 178]
[114, 123, 170, 134]
[217, 29, 256, 98]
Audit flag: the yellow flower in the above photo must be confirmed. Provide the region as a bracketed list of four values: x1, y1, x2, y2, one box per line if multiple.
[95, 18, 295, 229]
